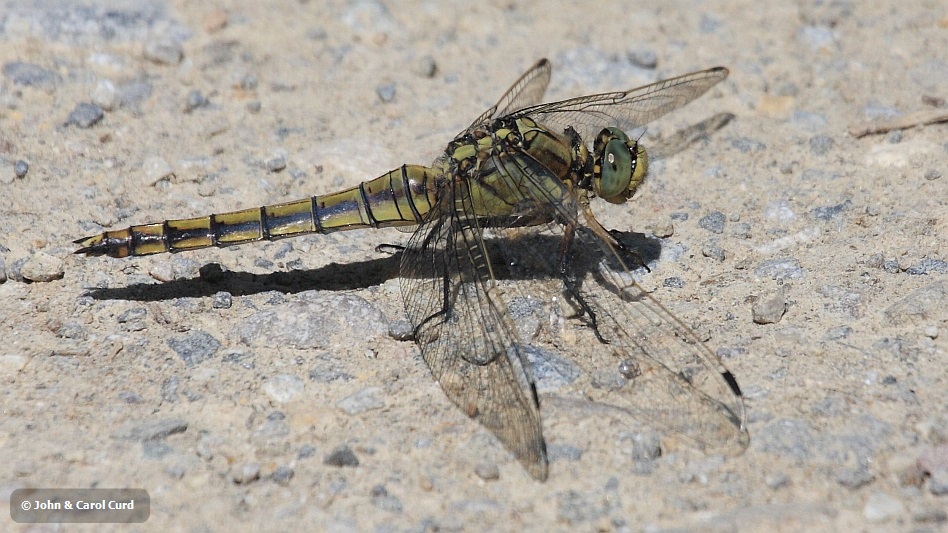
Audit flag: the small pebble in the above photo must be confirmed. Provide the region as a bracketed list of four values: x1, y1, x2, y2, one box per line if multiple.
[627, 48, 658, 69]
[886, 130, 903, 143]
[65, 103, 104, 128]
[19, 253, 65, 282]
[91, 79, 118, 110]
[323, 445, 359, 467]
[212, 291, 232, 309]
[809, 135, 834, 155]
[755, 258, 805, 280]
[413, 55, 437, 78]
[246, 101, 262, 113]
[930, 468, 948, 495]
[167, 330, 221, 367]
[337, 386, 385, 415]
[836, 466, 874, 489]
[144, 37, 184, 65]
[185, 89, 208, 112]
[752, 289, 787, 324]
[388, 319, 414, 341]
[923, 169, 942, 181]
[2, 61, 61, 90]
[474, 463, 500, 481]
[263, 374, 304, 404]
[266, 152, 287, 172]
[377, 83, 396, 103]
[650, 217, 674, 238]
[239, 73, 258, 91]
[233, 462, 261, 484]
[13, 160, 28, 179]
[765, 473, 790, 489]
[698, 211, 726, 234]
[702, 241, 726, 262]
[272, 465, 294, 486]
[143, 156, 174, 184]
[663, 277, 684, 289]
[862, 491, 904, 523]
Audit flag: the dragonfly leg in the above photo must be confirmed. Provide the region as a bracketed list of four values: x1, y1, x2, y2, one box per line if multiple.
[607, 229, 651, 273]
[558, 221, 610, 345]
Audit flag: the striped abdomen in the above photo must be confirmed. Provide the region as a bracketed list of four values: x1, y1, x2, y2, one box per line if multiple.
[74, 164, 440, 258]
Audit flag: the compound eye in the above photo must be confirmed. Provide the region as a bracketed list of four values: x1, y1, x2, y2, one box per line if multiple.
[597, 137, 633, 199]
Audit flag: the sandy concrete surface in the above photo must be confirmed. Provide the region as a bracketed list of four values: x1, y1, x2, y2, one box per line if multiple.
[1, 1, 946, 531]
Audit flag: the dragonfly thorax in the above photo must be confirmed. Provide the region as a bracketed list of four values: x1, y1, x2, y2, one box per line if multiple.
[591, 127, 649, 204]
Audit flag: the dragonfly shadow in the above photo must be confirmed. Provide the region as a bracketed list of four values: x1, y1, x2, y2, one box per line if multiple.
[81, 253, 403, 302]
[80, 230, 662, 303]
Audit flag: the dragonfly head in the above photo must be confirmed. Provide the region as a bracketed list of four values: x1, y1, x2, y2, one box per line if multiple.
[592, 127, 648, 204]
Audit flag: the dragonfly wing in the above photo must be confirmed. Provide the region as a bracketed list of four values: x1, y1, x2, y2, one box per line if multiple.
[399, 178, 549, 480]
[459, 58, 553, 137]
[489, 150, 749, 455]
[514, 67, 729, 149]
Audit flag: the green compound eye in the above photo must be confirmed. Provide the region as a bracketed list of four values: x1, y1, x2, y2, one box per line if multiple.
[594, 127, 640, 202]
[599, 137, 633, 198]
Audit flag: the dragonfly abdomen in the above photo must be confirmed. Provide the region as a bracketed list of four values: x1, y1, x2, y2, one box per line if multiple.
[74, 164, 440, 258]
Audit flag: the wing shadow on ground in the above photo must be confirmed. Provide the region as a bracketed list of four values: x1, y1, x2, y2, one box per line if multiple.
[80, 231, 663, 303]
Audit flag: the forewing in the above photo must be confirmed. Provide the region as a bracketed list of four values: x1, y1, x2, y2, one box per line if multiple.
[399, 177, 549, 480]
[489, 150, 748, 455]
[513, 67, 729, 148]
[460, 59, 553, 137]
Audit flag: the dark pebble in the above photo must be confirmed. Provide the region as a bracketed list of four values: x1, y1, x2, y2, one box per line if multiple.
[730, 137, 766, 153]
[271, 465, 294, 485]
[702, 240, 726, 261]
[185, 89, 208, 111]
[905, 258, 948, 275]
[811, 200, 852, 220]
[14, 160, 29, 178]
[323, 445, 359, 467]
[663, 277, 684, 288]
[627, 48, 658, 69]
[167, 330, 221, 367]
[809, 135, 834, 155]
[65, 103, 104, 128]
[698, 211, 726, 234]
[2, 61, 61, 89]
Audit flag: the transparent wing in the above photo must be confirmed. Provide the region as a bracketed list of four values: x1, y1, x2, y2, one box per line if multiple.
[488, 150, 749, 454]
[399, 175, 549, 480]
[459, 58, 553, 137]
[512, 67, 729, 148]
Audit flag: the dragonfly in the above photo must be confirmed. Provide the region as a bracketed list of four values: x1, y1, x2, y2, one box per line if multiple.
[74, 59, 749, 480]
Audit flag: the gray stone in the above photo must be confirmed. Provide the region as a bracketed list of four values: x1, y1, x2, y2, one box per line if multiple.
[698, 211, 726, 233]
[19, 253, 64, 282]
[883, 282, 948, 325]
[323, 445, 359, 467]
[13, 160, 29, 179]
[167, 331, 221, 366]
[2, 61, 61, 90]
[337, 387, 385, 415]
[65, 103, 104, 128]
[753, 289, 787, 324]
[263, 374, 305, 404]
[755, 258, 805, 280]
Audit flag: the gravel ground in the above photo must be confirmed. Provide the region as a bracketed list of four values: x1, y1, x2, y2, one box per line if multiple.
[1, 1, 946, 532]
